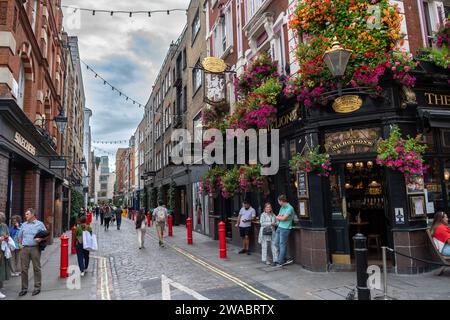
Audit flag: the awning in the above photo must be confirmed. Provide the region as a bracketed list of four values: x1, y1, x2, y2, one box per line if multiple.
[418, 109, 450, 129]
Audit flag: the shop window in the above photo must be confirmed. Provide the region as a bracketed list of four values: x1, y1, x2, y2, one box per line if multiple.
[422, 129, 436, 153]
[289, 140, 297, 158]
[441, 130, 450, 149]
[330, 170, 344, 219]
[424, 157, 444, 214]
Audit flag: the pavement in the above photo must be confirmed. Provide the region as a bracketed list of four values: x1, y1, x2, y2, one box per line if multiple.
[1, 217, 449, 300]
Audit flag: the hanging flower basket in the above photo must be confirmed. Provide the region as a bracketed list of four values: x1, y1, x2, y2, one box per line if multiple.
[201, 166, 224, 198]
[289, 146, 332, 177]
[376, 125, 429, 185]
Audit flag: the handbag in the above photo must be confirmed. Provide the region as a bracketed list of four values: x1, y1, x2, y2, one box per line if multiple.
[262, 226, 273, 236]
[82, 231, 98, 251]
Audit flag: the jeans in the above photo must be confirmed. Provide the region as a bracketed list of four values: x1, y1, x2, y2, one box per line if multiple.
[104, 218, 111, 230]
[116, 217, 122, 230]
[442, 244, 450, 256]
[274, 227, 290, 264]
[75, 243, 90, 272]
[137, 228, 146, 248]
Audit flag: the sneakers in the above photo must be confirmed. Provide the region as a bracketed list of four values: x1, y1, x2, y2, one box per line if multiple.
[80, 272, 85, 277]
[238, 249, 247, 254]
[0, 291, 5, 299]
[11, 272, 21, 277]
[265, 261, 271, 265]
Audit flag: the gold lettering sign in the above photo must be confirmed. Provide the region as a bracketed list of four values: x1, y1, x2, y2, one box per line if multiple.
[202, 57, 227, 73]
[330, 139, 374, 153]
[14, 132, 36, 156]
[332, 95, 363, 113]
[268, 109, 300, 130]
[424, 93, 450, 106]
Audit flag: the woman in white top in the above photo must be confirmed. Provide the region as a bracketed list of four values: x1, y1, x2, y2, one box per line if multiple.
[258, 203, 279, 265]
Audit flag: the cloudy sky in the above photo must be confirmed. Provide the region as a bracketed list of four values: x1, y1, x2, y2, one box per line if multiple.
[62, 0, 188, 170]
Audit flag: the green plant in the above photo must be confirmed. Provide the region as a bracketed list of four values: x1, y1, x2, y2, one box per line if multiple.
[70, 187, 83, 226]
[202, 166, 224, 198]
[220, 166, 241, 199]
[289, 146, 332, 177]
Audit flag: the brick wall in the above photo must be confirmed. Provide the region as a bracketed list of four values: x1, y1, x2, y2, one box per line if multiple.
[23, 169, 40, 213]
[403, 0, 424, 55]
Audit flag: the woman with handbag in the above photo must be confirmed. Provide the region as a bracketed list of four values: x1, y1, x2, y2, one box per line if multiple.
[136, 210, 148, 249]
[258, 203, 278, 266]
[74, 216, 92, 276]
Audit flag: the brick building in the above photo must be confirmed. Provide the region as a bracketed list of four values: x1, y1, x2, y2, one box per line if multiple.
[0, 0, 68, 240]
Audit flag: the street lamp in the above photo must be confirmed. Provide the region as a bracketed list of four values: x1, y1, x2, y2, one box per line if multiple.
[323, 38, 352, 96]
[54, 110, 68, 134]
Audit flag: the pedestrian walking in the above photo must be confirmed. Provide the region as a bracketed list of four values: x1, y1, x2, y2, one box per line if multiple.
[274, 195, 295, 266]
[115, 206, 122, 230]
[8, 215, 22, 276]
[17, 208, 49, 297]
[235, 200, 256, 255]
[110, 206, 116, 227]
[74, 216, 92, 276]
[152, 201, 168, 247]
[95, 205, 100, 221]
[258, 203, 278, 265]
[0, 212, 10, 299]
[104, 207, 112, 231]
[136, 210, 148, 249]
[100, 206, 105, 226]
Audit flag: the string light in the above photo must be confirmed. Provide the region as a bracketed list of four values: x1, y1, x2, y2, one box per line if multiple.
[60, 5, 188, 17]
[81, 60, 187, 117]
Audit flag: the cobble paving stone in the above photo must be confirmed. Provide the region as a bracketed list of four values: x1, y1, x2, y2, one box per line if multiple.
[92, 218, 279, 300]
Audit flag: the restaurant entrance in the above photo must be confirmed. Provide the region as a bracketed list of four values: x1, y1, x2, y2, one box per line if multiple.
[328, 159, 393, 266]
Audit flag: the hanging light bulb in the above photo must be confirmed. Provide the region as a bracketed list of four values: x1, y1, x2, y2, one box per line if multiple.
[445, 170, 450, 181]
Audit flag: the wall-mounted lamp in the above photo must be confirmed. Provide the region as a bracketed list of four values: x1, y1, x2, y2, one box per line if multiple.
[445, 170, 450, 181]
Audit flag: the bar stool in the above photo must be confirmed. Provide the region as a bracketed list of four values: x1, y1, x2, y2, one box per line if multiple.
[367, 234, 381, 258]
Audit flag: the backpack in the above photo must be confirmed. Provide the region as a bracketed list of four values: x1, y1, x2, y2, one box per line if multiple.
[155, 207, 167, 223]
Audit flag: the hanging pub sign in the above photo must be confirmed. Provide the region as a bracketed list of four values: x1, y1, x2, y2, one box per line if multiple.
[204, 72, 227, 106]
[49, 159, 67, 169]
[332, 95, 363, 113]
[202, 57, 227, 73]
[202, 57, 228, 107]
[324, 128, 380, 155]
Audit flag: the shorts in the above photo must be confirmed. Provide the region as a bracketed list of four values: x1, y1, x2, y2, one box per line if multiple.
[239, 226, 251, 238]
[156, 223, 165, 234]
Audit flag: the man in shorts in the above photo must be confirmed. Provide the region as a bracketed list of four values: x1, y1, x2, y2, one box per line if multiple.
[235, 200, 256, 255]
[153, 201, 168, 247]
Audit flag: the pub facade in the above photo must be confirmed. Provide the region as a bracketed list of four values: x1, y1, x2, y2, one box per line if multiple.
[271, 67, 450, 274]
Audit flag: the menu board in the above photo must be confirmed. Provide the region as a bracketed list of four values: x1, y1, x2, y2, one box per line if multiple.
[297, 171, 309, 199]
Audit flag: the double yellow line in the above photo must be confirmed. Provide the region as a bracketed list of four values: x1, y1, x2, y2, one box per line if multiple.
[99, 257, 111, 300]
[171, 245, 276, 300]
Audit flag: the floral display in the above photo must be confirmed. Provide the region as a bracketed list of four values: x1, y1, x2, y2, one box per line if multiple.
[238, 164, 270, 196]
[287, 0, 417, 106]
[201, 166, 224, 198]
[419, 20, 450, 69]
[223, 54, 282, 130]
[376, 125, 429, 185]
[289, 146, 332, 177]
[219, 166, 240, 199]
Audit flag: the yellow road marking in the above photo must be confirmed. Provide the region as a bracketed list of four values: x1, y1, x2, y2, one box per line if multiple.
[171, 246, 276, 300]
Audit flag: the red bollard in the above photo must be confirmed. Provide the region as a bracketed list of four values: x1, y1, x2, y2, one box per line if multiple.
[168, 214, 173, 237]
[187, 217, 193, 245]
[71, 225, 76, 255]
[147, 212, 152, 227]
[132, 211, 135, 221]
[219, 221, 227, 259]
[60, 234, 69, 278]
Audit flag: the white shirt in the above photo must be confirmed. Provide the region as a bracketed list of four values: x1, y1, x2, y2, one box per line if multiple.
[239, 207, 256, 227]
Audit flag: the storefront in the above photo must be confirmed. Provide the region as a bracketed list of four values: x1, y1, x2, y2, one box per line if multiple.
[280, 71, 449, 274]
[0, 99, 65, 241]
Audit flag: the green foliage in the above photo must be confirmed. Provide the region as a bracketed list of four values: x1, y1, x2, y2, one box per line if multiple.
[289, 146, 332, 177]
[70, 187, 83, 225]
